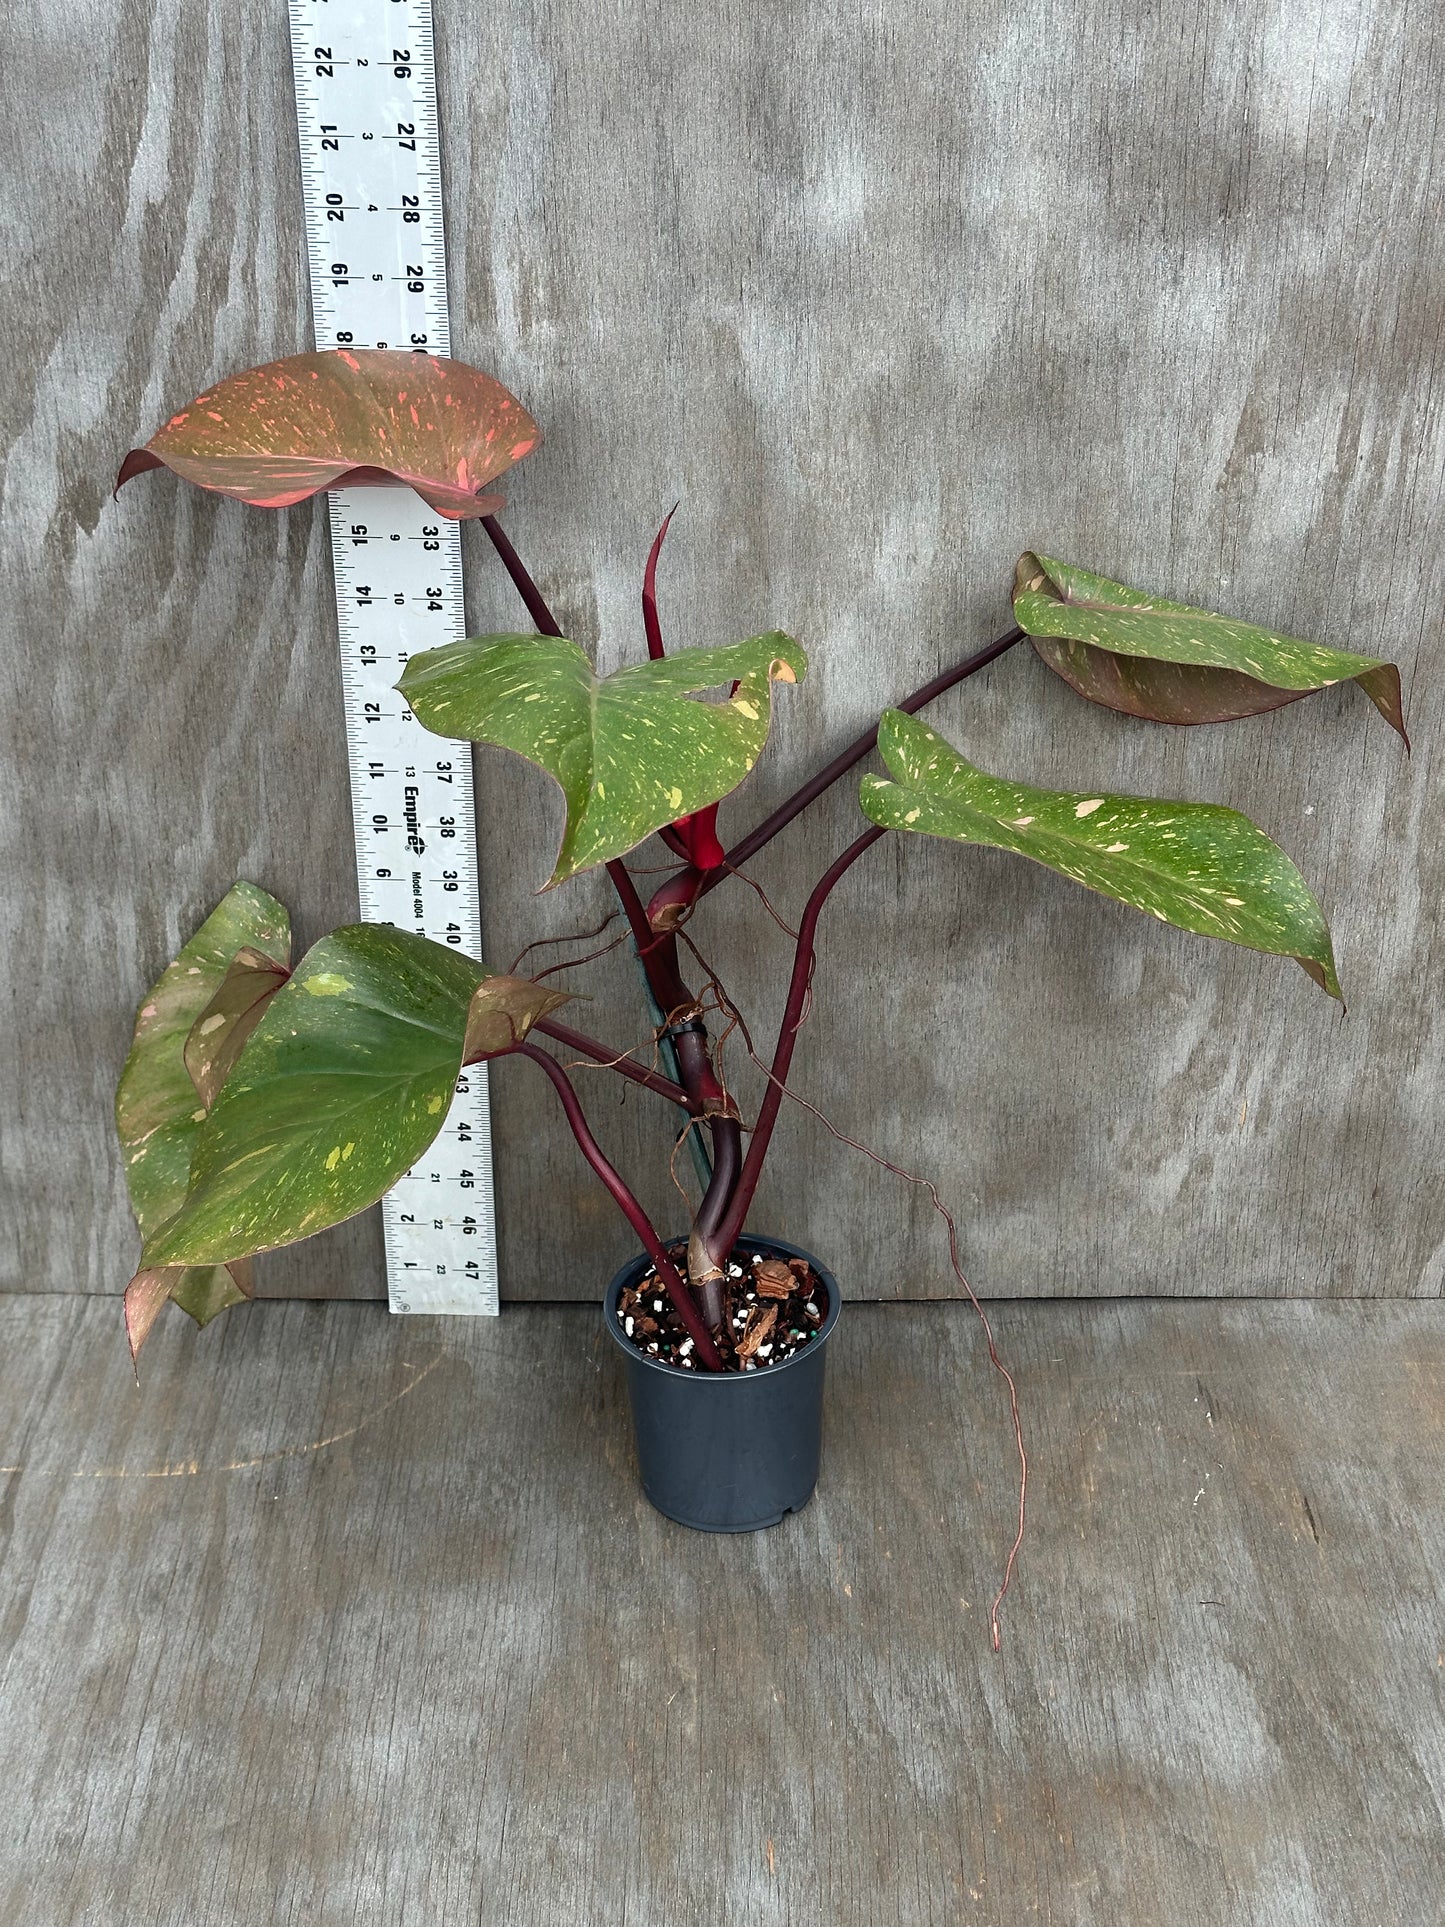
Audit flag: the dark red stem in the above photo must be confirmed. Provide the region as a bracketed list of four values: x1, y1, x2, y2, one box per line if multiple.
[657, 824, 695, 861]
[603, 858, 706, 1030]
[481, 515, 563, 637]
[686, 1085, 742, 1329]
[528, 1017, 695, 1110]
[609, 849, 741, 1323]
[515, 1043, 724, 1370]
[700, 626, 1026, 896]
[711, 825, 887, 1258]
[642, 505, 677, 659]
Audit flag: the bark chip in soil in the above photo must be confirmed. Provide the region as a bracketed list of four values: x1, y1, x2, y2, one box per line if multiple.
[615, 1246, 828, 1371]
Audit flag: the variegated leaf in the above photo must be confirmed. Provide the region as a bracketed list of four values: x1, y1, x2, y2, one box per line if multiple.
[860, 709, 1341, 997]
[398, 630, 807, 884]
[142, 932, 568, 1267]
[1014, 553, 1406, 742]
[117, 350, 539, 520]
[116, 882, 291, 1357]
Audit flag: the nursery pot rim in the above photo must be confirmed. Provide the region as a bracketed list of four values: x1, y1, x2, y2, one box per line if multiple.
[602, 1231, 842, 1382]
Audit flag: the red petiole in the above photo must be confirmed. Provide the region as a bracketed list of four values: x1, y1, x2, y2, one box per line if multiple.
[479, 513, 1014, 1351]
[513, 1044, 724, 1370]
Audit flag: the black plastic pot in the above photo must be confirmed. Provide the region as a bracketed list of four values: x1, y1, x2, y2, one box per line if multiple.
[602, 1233, 843, 1532]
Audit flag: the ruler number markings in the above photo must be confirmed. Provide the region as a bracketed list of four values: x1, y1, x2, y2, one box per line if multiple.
[288, 0, 498, 1315]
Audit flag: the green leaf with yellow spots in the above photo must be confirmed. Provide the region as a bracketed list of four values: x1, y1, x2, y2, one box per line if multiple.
[397, 630, 807, 885]
[860, 710, 1341, 997]
[141, 926, 489, 1266]
[1014, 553, 1406, 742]
[115, 881, 292, 1358]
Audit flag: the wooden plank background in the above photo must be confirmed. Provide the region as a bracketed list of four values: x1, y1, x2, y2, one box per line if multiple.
[2, 1292, 1441, 1921]
[3, 0, 1442, 1304]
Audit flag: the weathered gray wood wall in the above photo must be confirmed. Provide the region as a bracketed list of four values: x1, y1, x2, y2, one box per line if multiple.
[4, 0, 1442, 1304]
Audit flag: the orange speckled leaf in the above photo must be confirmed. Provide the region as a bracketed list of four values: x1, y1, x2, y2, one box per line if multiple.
[116, 349, 541, 520]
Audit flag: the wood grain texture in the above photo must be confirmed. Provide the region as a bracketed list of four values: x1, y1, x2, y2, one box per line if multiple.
[3, 0, 1443, 1301]
[0, 1293, 1441, 1922]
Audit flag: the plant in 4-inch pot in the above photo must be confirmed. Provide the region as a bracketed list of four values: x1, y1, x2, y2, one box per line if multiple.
[114, 352, 1405, 1624]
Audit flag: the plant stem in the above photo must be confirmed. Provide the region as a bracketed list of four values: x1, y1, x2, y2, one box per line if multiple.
[711, 825, 887, 1259]
[700, 626, 1026, 896]
[608, 870, 727, 1114]
[528, 1017, 696, 1110]
[475, 516, 757, 1290]
[687, 1114, 741, 1328]
[634, 965, 714, 1189]
[481, 515, 563, 636]
[515, 1043, 724, 1370]
[605, 857, 672, 972]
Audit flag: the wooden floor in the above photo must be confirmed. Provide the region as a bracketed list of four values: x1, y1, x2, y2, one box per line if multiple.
[0, 1294, 1440, 1925]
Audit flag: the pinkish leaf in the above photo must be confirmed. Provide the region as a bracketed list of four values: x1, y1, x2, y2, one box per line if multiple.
[124, 1261, 253, 1369]
[116, 882, 290, 1364]
[117, 350, 540, 521]
[123, 1269, 174, 1363]
[462, 974, 574, 1060]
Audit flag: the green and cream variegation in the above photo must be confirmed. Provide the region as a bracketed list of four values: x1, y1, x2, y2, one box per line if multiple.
[860, 710, 1341, 997]
[1014, 553, 1406, 741]
[115, 881, 292, 1356]
[143, 927, 568, 1267]
[398, 630, 807, 885]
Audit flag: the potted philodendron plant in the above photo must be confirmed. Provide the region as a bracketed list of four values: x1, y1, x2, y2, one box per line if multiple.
[114, 351, 1404, 1633]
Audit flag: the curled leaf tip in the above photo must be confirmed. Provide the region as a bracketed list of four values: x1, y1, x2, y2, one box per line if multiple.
[115, 448, 166, 499]
[865, 710, 1342, 999]
[1015, 552, 1405, 739]
[463, 975, 573, 1060]
[123, 1268, 174, 1368]
[1013, 552, 1048, 597]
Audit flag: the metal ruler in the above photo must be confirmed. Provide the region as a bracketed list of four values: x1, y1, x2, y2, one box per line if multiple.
[287, 0, 498, 1315]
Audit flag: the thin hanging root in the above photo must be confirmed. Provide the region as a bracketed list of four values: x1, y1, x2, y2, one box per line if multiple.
[720, 859, 801, 939]
[683, 933, 1027, 1654]
[667, 1112, 709, 1217]
[529, 924, 632, 984]
[508, 907, 622, 975]
[774, 1081, 1025, 1651]
[558, 1023, 682, 1094]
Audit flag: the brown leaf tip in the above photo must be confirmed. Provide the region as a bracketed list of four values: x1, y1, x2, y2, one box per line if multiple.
[1012, 551, 1048, 598]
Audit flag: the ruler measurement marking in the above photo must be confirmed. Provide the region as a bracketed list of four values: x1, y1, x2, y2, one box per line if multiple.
[287, 0, 498, 1316]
